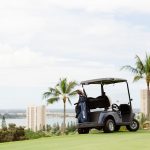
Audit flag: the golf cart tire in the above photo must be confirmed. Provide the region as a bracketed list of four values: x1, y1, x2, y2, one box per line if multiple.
[103, 119, 115, 133]
[78, 128, 89, 134]
[126, 119, 139, 132]
[114, 125, 121, 131]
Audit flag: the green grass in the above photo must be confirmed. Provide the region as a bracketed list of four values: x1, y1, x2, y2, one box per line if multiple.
[0, 130, 150, 150]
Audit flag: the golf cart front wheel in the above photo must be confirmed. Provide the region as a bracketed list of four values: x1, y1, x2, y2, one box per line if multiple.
[103, 119, 115, 133]
[78, 128, 89, 134]
[126, 119, 139, 132]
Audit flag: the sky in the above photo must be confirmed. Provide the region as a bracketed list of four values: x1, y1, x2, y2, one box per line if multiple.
[0, 0, 150, 110]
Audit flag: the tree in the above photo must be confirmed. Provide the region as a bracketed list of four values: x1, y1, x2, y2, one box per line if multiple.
[43, 78, 77, 132]
[121, 53, 150, 119]
[1, 115, 7, 129]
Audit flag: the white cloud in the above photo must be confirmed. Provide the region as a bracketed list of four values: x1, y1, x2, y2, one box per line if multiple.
[0, 0, 149, 109]
[0, 45, 42, 68]
[47, 0, 150, 13]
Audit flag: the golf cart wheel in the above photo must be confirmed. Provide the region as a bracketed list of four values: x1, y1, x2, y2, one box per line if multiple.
[103, 119, 115, 133]
[114, 125, 120, 131]
[78, 128, 89, 134]
[126, 119, 139, 132]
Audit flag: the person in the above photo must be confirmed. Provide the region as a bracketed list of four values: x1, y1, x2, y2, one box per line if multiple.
[76, 89, 84, 96]
[75, 89, 90, 122]
[75, 90, 84, 118]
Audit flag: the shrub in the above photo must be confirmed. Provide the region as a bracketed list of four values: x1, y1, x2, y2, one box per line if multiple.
[8, 123, 16, 130]
[25, 130, 42, 139]
[49, 123, 61, 135]
[119, 126, 127, 131]
[0, 130, 13, 142]
[46, 125, 52, 131]
[0, 125, 26, 143]
[66, 121, 76, 133]
[55, 130, 61, 136]
[90, 129, 101, 134]
[13, 126, 26, 141]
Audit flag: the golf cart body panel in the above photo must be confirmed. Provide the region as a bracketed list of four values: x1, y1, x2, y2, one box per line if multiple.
[75, 78, 139, 133]
[77, 111, 135, 128]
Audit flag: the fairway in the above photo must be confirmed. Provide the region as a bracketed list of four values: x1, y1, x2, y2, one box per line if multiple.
[0, 131, 150, 150]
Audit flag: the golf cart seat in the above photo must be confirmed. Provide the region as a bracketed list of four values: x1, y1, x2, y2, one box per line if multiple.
[119, 104, 131, 115]
[87, 96, 110, 109]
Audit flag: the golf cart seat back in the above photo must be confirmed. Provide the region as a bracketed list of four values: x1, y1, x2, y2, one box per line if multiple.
[119, 104, 131, 115]
[87, 96, 110, 109]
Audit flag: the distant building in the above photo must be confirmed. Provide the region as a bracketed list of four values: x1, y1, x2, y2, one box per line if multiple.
[27, 105, 46, 132]
[140, 89, 150, 118]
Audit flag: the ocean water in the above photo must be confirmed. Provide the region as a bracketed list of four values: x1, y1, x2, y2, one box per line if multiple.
[5, 116, 76, 127]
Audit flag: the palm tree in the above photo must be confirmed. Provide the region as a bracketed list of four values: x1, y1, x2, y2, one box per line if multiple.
[121, 53, 150, 119]
[43, 78, 78, 132]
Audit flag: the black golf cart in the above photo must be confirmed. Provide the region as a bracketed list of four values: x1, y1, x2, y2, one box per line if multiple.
[75, 78, 139, 133]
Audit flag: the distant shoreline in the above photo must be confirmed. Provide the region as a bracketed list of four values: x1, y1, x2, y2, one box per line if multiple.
[0, 109, 75, 113]
[0, 108, 140, 119]
[0, 109, 76, 119]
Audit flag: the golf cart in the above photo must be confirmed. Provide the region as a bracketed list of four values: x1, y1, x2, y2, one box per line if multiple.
[75, 78, 139, 133]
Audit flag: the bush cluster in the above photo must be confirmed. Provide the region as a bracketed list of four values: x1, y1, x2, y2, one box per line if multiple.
[52, 121, 77, 135]
[25, 130, 48, 139]
[26, 122, 77, 139]
[0, 122, 77, 142]
[0, 123, 26, 143]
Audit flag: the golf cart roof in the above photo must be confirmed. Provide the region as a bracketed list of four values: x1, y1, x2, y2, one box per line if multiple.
[81, 78, 127, 85]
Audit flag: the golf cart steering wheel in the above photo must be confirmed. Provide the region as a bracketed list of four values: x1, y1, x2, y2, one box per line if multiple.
[112, 103, 120, 112]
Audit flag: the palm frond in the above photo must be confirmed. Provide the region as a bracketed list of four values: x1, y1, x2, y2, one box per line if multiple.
[43, 92, 52, 99]
[43, 86, 61, 99]
[66, 81, 78, 93]
[68, 91, 77, 97]
[47, 97, 59, 104]
[48, 88, 56, 95]
[48, 87, 55, 92]
[54, 86, 61, 95]
[133, 75, 143, 82]
[145, 53, 150, 73]
[122, 53, 150, 90]
[135, 55, 145, 74]
[59, 78, 67, 94]
[121, 65, 138, 74]
[67, 97, 72, 105]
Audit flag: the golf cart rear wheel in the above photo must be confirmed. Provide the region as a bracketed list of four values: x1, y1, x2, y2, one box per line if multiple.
[126, 119, 139, 132]
[103, 119, 115, 133]
[78, 128, 89, 134]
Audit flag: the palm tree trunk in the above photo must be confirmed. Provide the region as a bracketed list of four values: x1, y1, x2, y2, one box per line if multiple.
[147, 82, 150, 120]
[63, 101, 66, 133]
[147, 81, 149, 91]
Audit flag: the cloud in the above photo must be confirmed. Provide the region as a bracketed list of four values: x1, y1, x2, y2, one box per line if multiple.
[0, 45, 44, 68]
[0, 0, 149, 109]
[0, 42, 126, 87]
[46, 0, 150, 14]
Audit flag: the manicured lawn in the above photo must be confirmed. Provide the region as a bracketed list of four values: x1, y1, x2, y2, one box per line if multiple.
[0, 130, 150, 150]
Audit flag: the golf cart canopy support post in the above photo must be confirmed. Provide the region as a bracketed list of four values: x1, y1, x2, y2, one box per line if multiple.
[126, 81, 132, 107]
[101, 84, 104, 95]
[82, 84, 87, 97]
